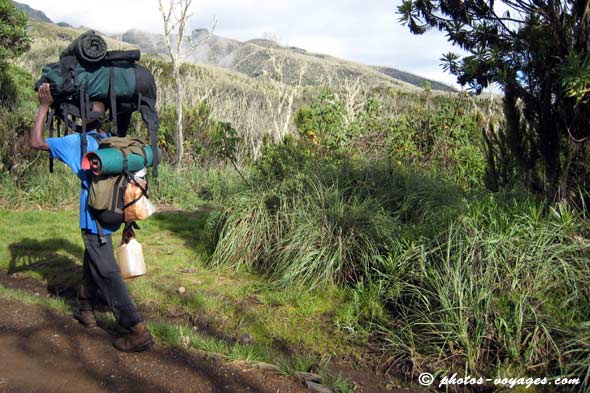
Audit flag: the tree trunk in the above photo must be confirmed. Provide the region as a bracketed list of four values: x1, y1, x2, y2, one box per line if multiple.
[174, 63, 184, 170]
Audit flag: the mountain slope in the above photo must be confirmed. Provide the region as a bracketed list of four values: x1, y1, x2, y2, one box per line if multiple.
[13, 1, 52, 23]
[13, 1, 454, 92]
[373, 66, 455, 91]
[121, 27, 455, 91]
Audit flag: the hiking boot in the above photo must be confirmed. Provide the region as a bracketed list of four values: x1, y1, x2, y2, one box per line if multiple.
[74, 310, 97, 328]
[113, 322, 155, 352]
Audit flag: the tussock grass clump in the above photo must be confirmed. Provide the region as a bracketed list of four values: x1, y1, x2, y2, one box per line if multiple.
[378, 197, 590, 385]
[209, 159, 463, 288]
[208, 152, 590, 388]
[211, 179, 395, 288]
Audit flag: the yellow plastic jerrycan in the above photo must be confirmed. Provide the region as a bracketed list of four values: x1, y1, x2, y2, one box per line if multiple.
[116, 238, 146, 280]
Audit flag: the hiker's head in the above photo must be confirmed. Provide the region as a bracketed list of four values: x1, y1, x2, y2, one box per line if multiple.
[65, 101, 107, 133]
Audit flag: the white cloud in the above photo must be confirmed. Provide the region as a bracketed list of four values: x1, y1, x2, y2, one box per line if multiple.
[21, 0, 163, 32]
[18, 0, 463, 88]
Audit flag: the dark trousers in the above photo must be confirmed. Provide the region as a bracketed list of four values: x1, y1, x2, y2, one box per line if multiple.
[79, 230, 143, 329]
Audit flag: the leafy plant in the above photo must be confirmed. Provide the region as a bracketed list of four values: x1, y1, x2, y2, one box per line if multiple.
[0, 0, 30, 64]
[212, 121, 250, 186]
[398, 0, 590, 201]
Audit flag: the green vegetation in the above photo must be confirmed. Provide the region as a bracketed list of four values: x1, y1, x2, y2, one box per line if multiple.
[0, 208, 353, 390]
[0, 0, 30, 68]
[399, 0, 590, 203]
[206, 143, 590, 389]
[1, 12, 589, 393]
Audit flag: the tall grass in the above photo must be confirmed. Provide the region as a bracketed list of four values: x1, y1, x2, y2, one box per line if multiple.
[379, 197, 590, 378]
[207, 156, 590, 389]
[209, 158, 464, 284]
[4, 155, 588, 389]
[210, 177, 397, 287]
[0, 163, 79, 209]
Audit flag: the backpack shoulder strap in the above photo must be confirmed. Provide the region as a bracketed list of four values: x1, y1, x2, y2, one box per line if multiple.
[88, 133, 101, 144]
[109, 66, 118, 136]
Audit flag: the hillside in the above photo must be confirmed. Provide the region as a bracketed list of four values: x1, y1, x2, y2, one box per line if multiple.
[120, 27, 456, 91]
[373, 66, 455, 91]
[13, 0, 454, 92]
[13, 0, 52, 23]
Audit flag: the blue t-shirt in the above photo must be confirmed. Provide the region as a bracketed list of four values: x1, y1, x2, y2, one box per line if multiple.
[47, 131, 120, 235]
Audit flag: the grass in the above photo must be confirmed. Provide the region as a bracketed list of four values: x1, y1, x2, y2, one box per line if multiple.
[0, 163, 246, 211]
[0, 282, 70, 313]
[201, 156, 590, 391]
[2, 157, 588, 392]
[0, 207, 354, 374]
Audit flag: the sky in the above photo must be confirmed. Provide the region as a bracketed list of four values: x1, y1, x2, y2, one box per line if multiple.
[18, 0, 462, 88]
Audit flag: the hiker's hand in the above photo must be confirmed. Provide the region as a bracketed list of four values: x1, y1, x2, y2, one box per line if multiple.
[122, 225, 135, 244]
[38, 83, 54, 107]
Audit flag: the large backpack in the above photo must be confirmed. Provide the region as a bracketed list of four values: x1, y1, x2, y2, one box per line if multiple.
[35, 31, 161, 176]
[86, 136, 155, 238]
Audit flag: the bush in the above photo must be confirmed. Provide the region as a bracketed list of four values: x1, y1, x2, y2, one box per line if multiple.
[0, 65, 36, 173]
[378, 196, 590, 386]
[0, 0, 30, 66]
[294, 89, 489, 190]
[144, 101, 218, 165]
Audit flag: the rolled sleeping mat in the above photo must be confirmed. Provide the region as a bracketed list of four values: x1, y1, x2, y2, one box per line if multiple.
[106, 50, 141, 63]
[81, 146, 156, 175]
[60, 31, 108, 64]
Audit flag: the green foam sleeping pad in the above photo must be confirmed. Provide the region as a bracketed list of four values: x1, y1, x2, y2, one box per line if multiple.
[82, 146, 156, 175]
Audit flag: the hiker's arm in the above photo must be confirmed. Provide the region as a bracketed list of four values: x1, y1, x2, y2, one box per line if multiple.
[30, 83, 53, 151]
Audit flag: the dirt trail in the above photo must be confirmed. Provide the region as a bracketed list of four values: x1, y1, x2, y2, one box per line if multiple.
[0, 295, 309, 393]
[0, 271, 418, 393]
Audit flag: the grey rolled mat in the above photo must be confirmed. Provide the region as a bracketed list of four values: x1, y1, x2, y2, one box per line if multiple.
[60, 31, 107, 63]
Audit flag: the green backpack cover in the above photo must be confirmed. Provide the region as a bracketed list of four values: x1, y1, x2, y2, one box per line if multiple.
[88, 138, 150, 228]
[35, 31, 160, 176]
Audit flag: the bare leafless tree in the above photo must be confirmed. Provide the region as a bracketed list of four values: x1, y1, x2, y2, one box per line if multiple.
[339, 77, 364, 128]
[158, 0, 215, 169]
[263, 48, 307, 141]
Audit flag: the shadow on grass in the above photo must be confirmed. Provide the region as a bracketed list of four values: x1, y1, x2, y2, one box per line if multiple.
[7, 238, 84, 302]
[151, 208, 214, 251]
[148, 210, 306, 361]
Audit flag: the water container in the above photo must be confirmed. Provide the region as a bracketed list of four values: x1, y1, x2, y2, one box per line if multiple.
[116, 238, 146, 280]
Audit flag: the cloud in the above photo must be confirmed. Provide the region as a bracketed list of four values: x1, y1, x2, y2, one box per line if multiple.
[21, 0, 163, 32]
[19, 0, 463, 88]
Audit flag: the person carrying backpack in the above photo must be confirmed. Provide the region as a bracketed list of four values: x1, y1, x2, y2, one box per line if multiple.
[30, 83, 154, 353]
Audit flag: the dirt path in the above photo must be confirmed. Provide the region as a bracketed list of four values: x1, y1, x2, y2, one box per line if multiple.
[0, 295, 310, 393]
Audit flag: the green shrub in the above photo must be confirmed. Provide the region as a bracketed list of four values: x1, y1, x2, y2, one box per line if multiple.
[0, 65, 41, 173]
[294, 89, 489, 190]
[210, 150, 464, 288]
[254, 135, 312, 183]
[0, 0, 30, 66]
[295, 90, 348, 158]
[148, 101, 218, 165]
[378, 196, 590, 385]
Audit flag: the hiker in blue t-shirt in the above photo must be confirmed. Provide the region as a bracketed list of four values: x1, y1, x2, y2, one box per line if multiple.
[30, 83, 154, 352]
